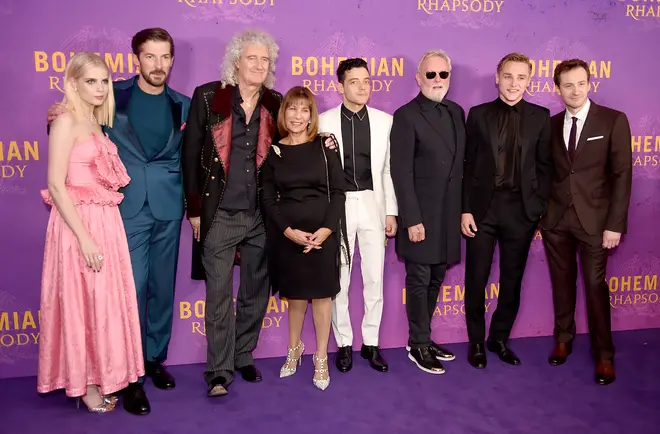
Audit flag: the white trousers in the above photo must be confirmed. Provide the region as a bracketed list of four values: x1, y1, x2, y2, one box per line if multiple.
[331, 190, 386, 347]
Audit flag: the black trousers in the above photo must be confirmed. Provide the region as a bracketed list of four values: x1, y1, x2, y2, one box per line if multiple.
[542, 206, 614, 360]
[202, 209, 270, 386]
[405, 261, 447, 348]
[465, 191, 538, 343]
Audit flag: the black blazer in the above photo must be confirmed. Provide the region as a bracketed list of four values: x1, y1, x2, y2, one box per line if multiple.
[462, 99, 552, 223]
[182, 82, 282, 280]
[390, 93, 466, 265]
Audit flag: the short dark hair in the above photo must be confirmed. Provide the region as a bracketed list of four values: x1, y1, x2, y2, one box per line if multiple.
[337, 58, 369, 83]
[553, 59, 590, 86]
[131, 28, 175, 57]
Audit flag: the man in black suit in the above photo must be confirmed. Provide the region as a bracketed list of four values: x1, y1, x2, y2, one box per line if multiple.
[461, 53, 552, 369]
[390, 50, 466, 374]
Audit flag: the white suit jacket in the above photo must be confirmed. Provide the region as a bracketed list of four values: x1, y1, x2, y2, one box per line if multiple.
[318, 104, 398, 228]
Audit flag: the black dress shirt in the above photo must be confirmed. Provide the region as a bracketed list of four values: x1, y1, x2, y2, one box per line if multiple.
[340, 104, 373, 191]
[494, 98, 524, 191]
[220, 87, 261, 211]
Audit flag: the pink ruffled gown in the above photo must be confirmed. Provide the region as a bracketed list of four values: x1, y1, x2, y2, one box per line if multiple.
[37, 132, 145, 397]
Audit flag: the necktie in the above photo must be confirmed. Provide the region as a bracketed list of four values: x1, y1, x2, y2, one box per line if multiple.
[568, 116, 577, 162]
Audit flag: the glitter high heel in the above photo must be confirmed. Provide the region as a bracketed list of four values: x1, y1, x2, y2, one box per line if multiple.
[312, 353, 330, 391]
[103, 395, 118, 405]
[76, 396, 115, 413]
[280, 341, 305, 378]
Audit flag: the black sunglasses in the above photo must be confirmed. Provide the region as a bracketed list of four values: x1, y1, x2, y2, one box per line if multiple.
[425, 71, 450, 80]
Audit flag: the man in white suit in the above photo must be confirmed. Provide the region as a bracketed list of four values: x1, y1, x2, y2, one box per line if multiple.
[319, 58, 398, 373]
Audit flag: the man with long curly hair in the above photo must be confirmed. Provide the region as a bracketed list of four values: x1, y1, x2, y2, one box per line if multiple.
[182, 28, 336, 397]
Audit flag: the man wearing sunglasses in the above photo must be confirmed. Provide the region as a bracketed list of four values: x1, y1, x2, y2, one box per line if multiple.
[461, 53, 552, 369]
[390, 50, 466, 375]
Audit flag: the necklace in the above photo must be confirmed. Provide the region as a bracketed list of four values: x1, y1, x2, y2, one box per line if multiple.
[243, 92, 258, 109]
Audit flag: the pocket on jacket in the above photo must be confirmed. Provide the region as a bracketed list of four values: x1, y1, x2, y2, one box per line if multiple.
[168, 170, 181, 173]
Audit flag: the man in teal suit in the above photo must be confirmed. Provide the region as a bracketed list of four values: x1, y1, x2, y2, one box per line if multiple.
[48, 28, 190, 415]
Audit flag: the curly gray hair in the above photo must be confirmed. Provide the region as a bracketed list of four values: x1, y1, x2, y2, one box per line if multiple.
[220, 29, 279, 89]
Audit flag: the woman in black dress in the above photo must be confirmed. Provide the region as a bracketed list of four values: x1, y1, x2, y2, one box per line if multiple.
[262, 86, 347, 391]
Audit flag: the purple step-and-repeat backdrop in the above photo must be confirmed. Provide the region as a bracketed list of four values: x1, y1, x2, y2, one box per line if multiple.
[1, 0, 659, 379]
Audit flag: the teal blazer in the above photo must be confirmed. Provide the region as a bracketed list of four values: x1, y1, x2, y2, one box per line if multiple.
[106, 76, 191, 220]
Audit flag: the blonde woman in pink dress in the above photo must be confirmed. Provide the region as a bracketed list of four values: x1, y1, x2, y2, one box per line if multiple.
[37, 52, 144, 413]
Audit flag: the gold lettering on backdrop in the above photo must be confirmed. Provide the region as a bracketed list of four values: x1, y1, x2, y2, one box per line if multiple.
[178, 0, 275, 7]
[0, 311, 41, 347]
[623, 1, 660, 20]
[418, 0, 504, 14]
[181, 297, 285, 332]
[192, 321, 205, 336]
[525, 60, 611, 96]
[34, 51, 134, 92]
[631, 136, 660, 167]
[0, 140, 38, 179]
[609, 275, 659, 307]
[292, 56, 403, 96]
[402, 283, 499, 316]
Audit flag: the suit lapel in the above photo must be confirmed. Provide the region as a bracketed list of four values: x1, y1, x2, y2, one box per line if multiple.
[334, 106, 345, 166]
[574, 103, 599, 163]
[366, 106, 380, 178]
[114, 82, 147, 160]
[152, 92, 183, 160]
[418, 102, 455, 155]
[487, 109, 499, 163]
[520, 104, 536, 167]
[552, 112, 570, 168]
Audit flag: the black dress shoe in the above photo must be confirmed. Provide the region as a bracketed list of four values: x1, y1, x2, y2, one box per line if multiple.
[336, 346, 353, 372]
[467, 343, 487, 369]
[408, 346, 445, 374]
[122, 383, 150, 415]
[207, 376, 229, 397]
[237, 365, 262, 382]
[145, 361, 176, 390]
[406, 343, 455, 361]
[429, 341, 456, 361]
[487, 339, 521, 365]
[548, 342, 572, 366]
[360, 345, 388, 372]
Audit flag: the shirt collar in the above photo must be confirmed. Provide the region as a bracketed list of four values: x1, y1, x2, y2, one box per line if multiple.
[341, 104, 367, 120]
[565, 98, 591, 122]
[416, 92, 448, 111]
[496, 97, 525, 113]
[233, 85, 264, 106]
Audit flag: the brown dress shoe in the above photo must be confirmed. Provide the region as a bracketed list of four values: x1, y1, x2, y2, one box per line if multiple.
[548, 342, 572, 366]
[595, 359, 615, 385]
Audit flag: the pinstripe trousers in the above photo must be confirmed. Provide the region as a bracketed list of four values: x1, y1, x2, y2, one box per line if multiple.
[202, 208, 270, 386]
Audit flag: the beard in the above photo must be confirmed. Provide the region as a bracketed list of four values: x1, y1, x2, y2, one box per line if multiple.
[141, 69, 168, 87]
[424, 88, 447, 102]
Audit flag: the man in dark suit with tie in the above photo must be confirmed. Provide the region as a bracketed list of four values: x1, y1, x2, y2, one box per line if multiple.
[390, 50, 466, 375]
[541, 59, 632, 385]
[461, 53, 552, 369]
